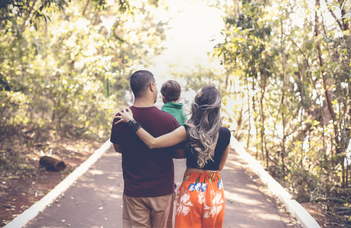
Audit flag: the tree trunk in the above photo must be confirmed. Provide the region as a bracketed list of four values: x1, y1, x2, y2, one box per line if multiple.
[39, 156, 66, 171]
[82, 0, 90, 16]
[261, 24, 268, 168]
[21, 0, 39, 33]
[280, 18, 286, 178]
[225, 63, 230, 92]
[315, 0, 341, 183]
[246, 73, 251, 149]
[253, 77, 259, 160]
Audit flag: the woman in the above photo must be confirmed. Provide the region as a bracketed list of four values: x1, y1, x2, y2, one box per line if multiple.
[116, 85, 231, 228]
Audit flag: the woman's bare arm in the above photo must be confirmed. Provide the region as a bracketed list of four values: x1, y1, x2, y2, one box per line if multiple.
[135, 126, 186, 149]
[218, 144, 230, 171]
[115, 108, 187, 149]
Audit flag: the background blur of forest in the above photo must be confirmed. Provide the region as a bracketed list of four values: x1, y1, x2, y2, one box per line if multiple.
[212, 0, 351, 202]
[1, 0, 351, 216]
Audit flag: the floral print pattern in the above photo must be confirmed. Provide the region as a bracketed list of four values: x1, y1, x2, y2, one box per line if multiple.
[178, 172, 224, 218]
[176, 188, 193, 216]
[203, 190, 224, 218]
[175, 171, 225, 228]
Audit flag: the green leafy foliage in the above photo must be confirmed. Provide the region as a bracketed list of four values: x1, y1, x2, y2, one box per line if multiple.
[213, 0, 351, 201]
[0, 0, 166, 140]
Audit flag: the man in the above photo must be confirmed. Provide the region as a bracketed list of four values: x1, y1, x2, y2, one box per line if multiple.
[110, 70, 183, 228]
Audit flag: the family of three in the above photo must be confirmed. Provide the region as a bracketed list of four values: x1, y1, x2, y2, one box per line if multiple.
[110, 70, 231, 228]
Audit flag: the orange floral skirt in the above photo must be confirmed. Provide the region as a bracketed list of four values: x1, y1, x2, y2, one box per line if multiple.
[175, 170, 225, 228]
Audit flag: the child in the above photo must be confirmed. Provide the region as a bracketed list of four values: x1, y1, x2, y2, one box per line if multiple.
[161, 80, 187, 193]
[160, 80, 187, 126]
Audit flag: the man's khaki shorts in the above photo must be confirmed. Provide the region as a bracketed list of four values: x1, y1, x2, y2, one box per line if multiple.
[123, 193, 174, 228]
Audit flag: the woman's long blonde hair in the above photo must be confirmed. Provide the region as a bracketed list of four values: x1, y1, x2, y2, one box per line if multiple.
[185, 85, 222, 168]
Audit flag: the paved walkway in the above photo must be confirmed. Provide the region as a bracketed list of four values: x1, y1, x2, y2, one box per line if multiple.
[24, 146, 288, 228]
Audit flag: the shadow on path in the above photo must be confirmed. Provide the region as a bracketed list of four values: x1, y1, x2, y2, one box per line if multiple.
[220, 151, 287, 228]
[25, 147, 124, 228]
[25, 148, 287, 228]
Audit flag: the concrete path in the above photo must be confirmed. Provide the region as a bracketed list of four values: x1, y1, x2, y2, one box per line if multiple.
[221, 153, 286, 228]
[24, 146, 288, 228]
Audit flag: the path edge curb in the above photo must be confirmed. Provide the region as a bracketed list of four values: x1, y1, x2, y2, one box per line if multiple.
[4, 139, 112, 228]
[230, 135, 321, 228]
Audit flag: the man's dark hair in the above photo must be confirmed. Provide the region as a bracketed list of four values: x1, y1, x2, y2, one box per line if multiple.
[130, 70, 155, 98]
[161, 80, 181, 102]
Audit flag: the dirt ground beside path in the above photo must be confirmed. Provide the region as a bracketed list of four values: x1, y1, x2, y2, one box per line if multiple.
[0, 135, 106, 227]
